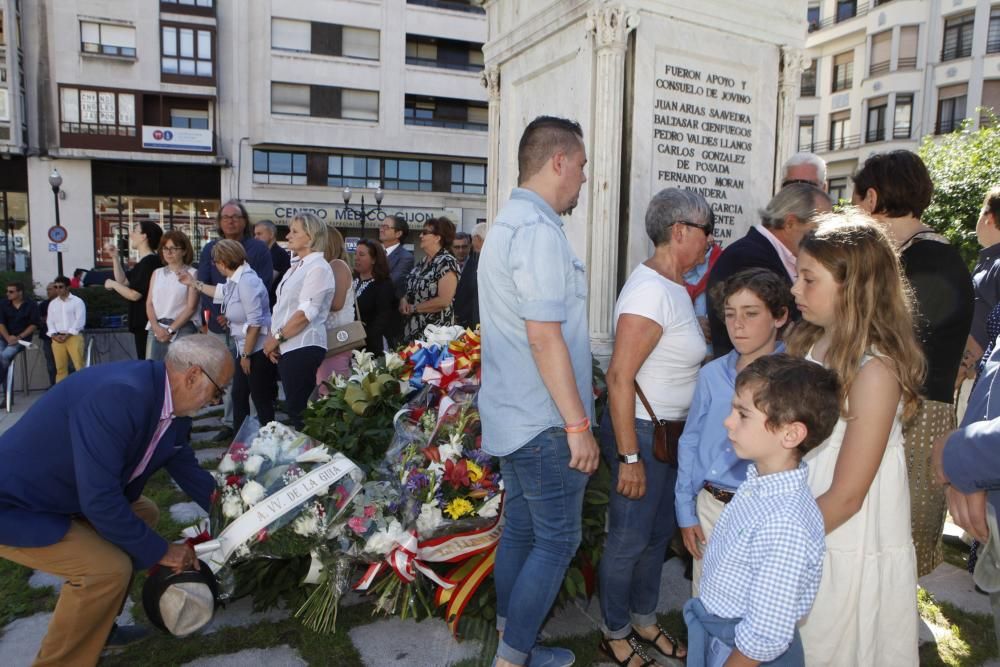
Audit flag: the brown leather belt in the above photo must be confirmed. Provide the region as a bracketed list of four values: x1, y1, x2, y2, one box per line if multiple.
[703, 481, 735, 504]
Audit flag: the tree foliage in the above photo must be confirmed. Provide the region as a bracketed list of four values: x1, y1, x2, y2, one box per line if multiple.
[918, 112, 1000, 266]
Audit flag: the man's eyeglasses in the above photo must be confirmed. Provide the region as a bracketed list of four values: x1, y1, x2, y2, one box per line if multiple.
[220, 214, 244, 222]
[677, 220, 714, 236]
[200, 367, 225, 404]
[781, 179, 821, 188]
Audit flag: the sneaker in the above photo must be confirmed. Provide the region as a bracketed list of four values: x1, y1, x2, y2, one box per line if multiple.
[529, 645, 575, 667]
[102, 624, 151, 653]
[214, 425, 235, 442]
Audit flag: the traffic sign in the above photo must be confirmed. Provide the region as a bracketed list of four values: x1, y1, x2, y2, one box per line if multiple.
[48, 242, 66, 252]
[47, 226, 68, 243]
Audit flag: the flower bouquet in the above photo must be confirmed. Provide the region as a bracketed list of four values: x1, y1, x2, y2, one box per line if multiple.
[187, 418, 365, 630]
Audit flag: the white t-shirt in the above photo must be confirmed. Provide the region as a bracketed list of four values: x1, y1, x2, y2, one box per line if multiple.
[614, 264, 705, 420]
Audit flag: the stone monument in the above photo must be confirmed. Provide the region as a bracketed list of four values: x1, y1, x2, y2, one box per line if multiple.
[479, 0, 807, 357]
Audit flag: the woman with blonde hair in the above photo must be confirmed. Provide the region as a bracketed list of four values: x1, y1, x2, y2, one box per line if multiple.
[788, 212, 925, 666]
[262, 213, 335, 428]
[315, 225, 356, 388]
[145, 230, 199, 361]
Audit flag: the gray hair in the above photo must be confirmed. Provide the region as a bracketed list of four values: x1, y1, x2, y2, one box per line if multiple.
[644, 188, 712, 246]
[471, 222, 488, 241]
[454, 232, 472, 243]
[254, 219, 277, 236]
[781, 152, 827, 185]
[165, 334, 231, 379]
[291, 212, 329, 254]
[760, 183, 831, 230]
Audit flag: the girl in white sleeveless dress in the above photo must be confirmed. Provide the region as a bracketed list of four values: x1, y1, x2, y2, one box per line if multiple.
[786, 213, 926, 667]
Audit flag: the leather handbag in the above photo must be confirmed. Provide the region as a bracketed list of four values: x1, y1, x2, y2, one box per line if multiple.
[635, 381, 685, 465]
[325, 291, 367, 358]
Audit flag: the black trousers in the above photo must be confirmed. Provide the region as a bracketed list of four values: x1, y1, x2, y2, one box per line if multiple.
[277, 345, 325, 429]
[132, 329, 148, 360]
[232, 349, 277, 433]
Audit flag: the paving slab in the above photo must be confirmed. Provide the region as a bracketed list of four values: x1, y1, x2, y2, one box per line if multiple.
[0, 612, 51, 667]
[27, 571, 62, 593]
[199, 597, 290, 635]
[920, 562, 992, 616]
[181, 645, 306, 667]
[194, 447, 227, 464]
[349, 616, 482, 666]
[170, 501, 209, 524]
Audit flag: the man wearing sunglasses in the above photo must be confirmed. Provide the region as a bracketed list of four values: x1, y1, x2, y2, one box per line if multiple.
[0, 280, 40, 395]
[0, 334, 234, 664]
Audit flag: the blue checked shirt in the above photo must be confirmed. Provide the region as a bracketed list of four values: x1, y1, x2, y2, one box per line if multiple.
[699, 462, 825, 662]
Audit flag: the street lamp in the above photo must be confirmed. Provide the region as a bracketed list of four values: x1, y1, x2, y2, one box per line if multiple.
[341, 186, 384, 234]
[48, 169, 64, 277]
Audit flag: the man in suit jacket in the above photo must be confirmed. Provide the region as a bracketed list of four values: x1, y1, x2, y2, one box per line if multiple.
[381, 214, 414, 345]
[0, 335, 234, 666]
[706, 183, 831, 356]
[452, 232, 480, 328]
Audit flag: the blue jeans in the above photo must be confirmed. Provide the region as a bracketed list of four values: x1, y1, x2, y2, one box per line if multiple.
[0, 337, 25, 387]
[684, 598, 804, 667]
[598, 414, 678, 637]
[494, 427, 589, 665]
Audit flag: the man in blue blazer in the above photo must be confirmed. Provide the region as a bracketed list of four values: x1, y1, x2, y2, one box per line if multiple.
[381, 214, 414, 346]
[0, 334, 234, 666]
[706, 183, 831, 356]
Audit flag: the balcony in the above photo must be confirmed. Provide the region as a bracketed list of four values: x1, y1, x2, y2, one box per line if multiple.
[820, 134, 861, 153]
[809, 2, 869, 33]
[942, 43, 973, 62]
[405, 56, 481, 73]
[869, 60, 890, 77]
[893, 124, 912, 139]
[988, 35, 1000, 55]
[935, 117, 965, 134]
[866, 127, 885, 143]
[800, 82, 817, 97]
[406, 0, 485, 14]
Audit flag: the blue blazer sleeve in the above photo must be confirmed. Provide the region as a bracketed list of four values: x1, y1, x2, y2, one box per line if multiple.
[164, 419, 215, 512]
[247, 240, 274, 290]
[70, 383, 168, 569]
[943, 416, 1000, 493]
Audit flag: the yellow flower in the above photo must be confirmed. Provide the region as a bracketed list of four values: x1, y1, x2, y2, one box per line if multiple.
[444, 498, 474, 520]
[466, 461, 484, 483]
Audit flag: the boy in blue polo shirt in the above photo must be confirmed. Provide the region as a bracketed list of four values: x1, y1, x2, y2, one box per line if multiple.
[684, 354, 840, 666]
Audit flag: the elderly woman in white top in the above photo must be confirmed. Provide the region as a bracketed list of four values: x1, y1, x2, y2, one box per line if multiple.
[183, 239, 274, 431]
[262, 213, 335, 429]
[598, 188, 711, 665]
[145, 230, 199, 361]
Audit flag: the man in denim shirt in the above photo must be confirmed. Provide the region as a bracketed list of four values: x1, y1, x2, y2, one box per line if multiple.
[479, 116, 599, 667]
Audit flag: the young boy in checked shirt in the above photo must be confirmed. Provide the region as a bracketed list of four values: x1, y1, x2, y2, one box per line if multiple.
[683, 354, 840, 667]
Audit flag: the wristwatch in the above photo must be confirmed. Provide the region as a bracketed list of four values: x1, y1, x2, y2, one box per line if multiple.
[240, 351, 249, 359]
[166, 326, 176, 336]
[617, 452, 640, 464]
[275, 328, 286, 343]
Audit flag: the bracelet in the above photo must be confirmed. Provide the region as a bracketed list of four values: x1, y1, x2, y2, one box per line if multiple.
[564, 417, 591, 433]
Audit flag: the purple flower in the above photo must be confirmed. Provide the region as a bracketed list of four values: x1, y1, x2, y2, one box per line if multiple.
[468, 448, 494, 467]
[405, 472, 430, 492]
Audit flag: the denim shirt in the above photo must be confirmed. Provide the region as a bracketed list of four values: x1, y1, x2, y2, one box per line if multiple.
[478, 188, 594, 457]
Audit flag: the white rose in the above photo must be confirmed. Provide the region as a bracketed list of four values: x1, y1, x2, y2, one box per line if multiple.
[222, 497, 244, 519]
[248, 437, 279, 462]
[218, 453, 237, 473]
[243, 454, 265, 476]
[416, 503, 445, 536]
[364, 519, 406, 556]
[240, 480, 267, 506]
[477, 494, 502, 519]
[293, 513, 320, 536]
[296, 446, 332, 464]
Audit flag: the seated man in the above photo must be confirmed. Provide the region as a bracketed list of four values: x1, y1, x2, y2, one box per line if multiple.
[0, 334, 234, 667]
[0, 280, 40, 390]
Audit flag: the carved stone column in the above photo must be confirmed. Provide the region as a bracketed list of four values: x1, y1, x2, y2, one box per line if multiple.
[481, 66, 501, 226]
[585, 4, 639, 359]
[775, 46, 810, 190]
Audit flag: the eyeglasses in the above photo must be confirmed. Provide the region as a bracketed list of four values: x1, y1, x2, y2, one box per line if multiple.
[781, 179, 821, 188]
[220, 214, 244, 222]
[420, 230, 436, 236]
[379, 223, 394, 231]
[199, 367, 225, 403]
[161, 246, 181, 253]
[677, 220, 714, 236]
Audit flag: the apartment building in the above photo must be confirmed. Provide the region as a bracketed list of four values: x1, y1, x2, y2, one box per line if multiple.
[797, 0, 1000, 201]
[15, 0, 487, 284]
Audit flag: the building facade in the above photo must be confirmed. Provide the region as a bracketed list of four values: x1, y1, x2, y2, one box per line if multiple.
[797, 0, 1000, 200]
[14, 0, 487, 288]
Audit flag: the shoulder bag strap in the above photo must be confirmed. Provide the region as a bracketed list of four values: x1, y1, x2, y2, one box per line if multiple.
[634, 381, 659, 421]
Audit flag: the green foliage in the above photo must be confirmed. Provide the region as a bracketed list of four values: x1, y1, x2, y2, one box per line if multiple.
[0, 270, 34, 295]
[918, 111, 1000, 267]
[300, 378, 409, 469]
[0, 559, 57, 627]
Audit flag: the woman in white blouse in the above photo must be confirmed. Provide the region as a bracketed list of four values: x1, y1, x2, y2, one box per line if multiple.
[262, 213, 335, 428]
[145, 230, 199, 361]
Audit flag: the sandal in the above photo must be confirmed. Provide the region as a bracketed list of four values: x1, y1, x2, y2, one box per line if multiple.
[598, 633, 655, 667]
[634, 623, 686, 662]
